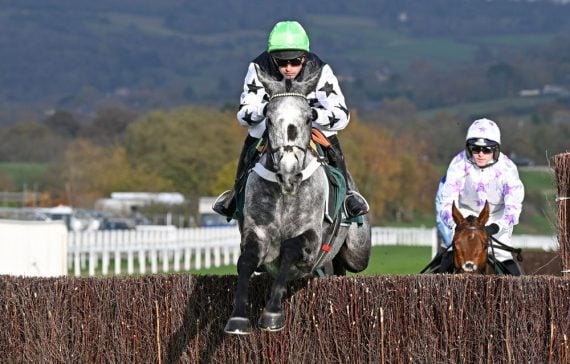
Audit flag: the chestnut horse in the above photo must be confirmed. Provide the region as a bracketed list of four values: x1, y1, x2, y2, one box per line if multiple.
[451, 201, 494, 274]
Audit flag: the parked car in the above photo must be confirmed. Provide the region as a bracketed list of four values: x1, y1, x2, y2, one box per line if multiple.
[99, 217, 135, 230]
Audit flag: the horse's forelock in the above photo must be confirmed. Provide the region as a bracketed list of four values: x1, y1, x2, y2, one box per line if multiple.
[464, 215, 479, 224]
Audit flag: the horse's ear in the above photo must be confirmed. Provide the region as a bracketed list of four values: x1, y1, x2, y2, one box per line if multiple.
[296, 69, 321, 96]
[452, 201, 464, 225]
[479, 200, 490, 225]
[255, 64, 282, 96]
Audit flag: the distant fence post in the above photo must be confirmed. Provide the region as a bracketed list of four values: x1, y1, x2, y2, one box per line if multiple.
[554, 152, 570, 275]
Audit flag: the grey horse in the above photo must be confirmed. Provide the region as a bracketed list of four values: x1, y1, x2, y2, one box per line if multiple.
[224, 67, 371, 335]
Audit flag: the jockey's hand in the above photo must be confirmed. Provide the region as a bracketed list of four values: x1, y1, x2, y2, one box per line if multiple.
[484, 223, 499, 236]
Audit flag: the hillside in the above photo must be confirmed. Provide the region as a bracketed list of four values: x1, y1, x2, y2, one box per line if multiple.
[1, 0, 570, 124]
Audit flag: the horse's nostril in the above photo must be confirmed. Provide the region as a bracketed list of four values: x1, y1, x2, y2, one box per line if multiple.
[462, 261, 477, 272]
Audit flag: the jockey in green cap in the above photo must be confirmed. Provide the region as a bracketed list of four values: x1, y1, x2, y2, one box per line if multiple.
[213, 20, 369, 220]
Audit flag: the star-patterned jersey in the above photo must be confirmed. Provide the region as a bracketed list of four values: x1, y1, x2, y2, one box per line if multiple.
[439, 150, 524, 252]
[236, 51, 350, 138]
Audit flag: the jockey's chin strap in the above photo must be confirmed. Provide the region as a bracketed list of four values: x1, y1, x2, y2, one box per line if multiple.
[252, 158, 322, 183]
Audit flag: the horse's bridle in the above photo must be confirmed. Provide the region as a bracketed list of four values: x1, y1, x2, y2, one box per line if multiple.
[453, 224, 524, 273]
[265, 92, 313, 171]
[454, 225, 484, 233]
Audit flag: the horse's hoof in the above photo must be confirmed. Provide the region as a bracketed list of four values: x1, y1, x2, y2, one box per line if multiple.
[258, 310, 285, 332]
[224, 317, 252, 335]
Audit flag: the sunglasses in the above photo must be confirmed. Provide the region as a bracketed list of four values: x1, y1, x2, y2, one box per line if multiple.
[273, 57, 304, 67]
[469, 145, 494, 154]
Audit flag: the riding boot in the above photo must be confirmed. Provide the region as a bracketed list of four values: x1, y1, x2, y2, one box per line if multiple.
[213, 135, 260, 218]
[438, 250, 455, 273]
[500, 259, 523, 276]
[327, 135, 369, 218]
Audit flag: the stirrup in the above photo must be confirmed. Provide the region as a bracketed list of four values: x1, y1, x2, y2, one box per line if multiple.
[212, 190, 235, 217]
[343, 190, 369, 218]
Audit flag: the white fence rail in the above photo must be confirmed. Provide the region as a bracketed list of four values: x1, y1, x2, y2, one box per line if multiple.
[0, 219, 558, 277]
[0, 219, 68, 277]
[68, 226, 242, 277]
[65, 225, 559, 277]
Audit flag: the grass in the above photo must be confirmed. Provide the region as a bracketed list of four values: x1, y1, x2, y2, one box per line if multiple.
[519, 169, 556, 191]
[188, 246, 432, 276]
[418, 96, 557, 120]
[0, 162, 47, 187]
[71, 245, 433, 277]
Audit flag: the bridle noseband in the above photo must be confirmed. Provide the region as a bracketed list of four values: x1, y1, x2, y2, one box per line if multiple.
[266, 92, 313, 169]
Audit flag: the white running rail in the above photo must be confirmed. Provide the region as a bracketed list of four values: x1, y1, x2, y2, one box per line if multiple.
[64, 226, 559, 277]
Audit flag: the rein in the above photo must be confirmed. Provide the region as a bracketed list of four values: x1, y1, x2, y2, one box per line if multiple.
[489, 235, 524, 261]
[455, 224, 523, 260]
[454, 223, 524, 273]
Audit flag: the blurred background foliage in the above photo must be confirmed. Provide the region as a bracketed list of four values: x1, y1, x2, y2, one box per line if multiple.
[0, 103, 557, 233]
[0, 0, 566, 232]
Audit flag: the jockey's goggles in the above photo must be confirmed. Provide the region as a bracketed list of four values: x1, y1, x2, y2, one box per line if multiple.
[469, 145, 494, 155]
[273, 56, 304, 67]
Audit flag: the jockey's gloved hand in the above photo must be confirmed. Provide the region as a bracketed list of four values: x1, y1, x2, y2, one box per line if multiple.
[484, 223, 500, 236]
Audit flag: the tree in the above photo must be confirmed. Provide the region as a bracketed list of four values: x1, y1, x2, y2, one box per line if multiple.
[81, 105, 138, 146]
[342, 112, 438, 224]
[43, 110, 81, 138]
[0, 121, 67, 162]
[125, 106, 245, 200]
[51, 139, 173, 207]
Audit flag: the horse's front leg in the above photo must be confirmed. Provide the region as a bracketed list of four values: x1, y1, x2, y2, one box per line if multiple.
[258, 229, 318, 332]
[224, 233, 264, 335]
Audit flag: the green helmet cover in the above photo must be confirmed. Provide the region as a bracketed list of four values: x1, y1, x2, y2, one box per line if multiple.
[267, 21, 310, 54]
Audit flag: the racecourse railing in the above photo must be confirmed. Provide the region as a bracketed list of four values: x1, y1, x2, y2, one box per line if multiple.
[67, 226, 559, 277]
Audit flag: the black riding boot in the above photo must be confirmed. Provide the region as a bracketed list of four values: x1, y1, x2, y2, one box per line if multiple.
[438, 250, 455, 273]
[500, 259, 523, 276]
[213, 135, 260, 218]
[327, 135, 369, 218]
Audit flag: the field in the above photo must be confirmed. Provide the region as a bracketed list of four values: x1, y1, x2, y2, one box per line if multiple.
[186, 245, 561, 277]
[0, 162, 47, 187]
[184, 245, 432, 277]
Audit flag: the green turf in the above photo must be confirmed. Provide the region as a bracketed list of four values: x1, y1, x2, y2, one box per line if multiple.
[185, 245, 432, 276]
[0, 162, 47, 187]
[69, 245, 434, 277]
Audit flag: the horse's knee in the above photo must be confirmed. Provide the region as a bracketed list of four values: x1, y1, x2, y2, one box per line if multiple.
[237, 237, 263, 275]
